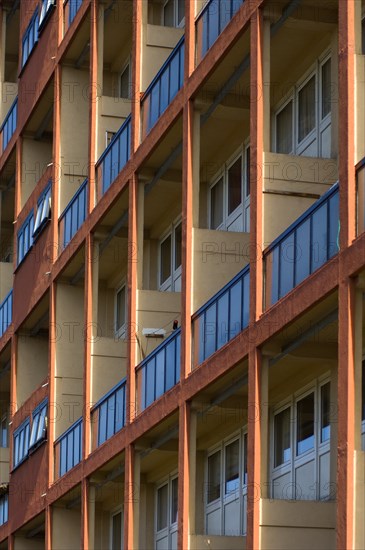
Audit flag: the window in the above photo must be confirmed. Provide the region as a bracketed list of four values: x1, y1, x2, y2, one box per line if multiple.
[209, 146, 250, 233]
[155, 475, 178, 550]
[13, 418, 30, 468]
[159, 219, 182, 292]
[29, 399, 47, 449]
[33, 183, 51, 238]
[163, 0, 185, 27]
[0, 494, 8, 526]
[22, 8, 39, 68]
[106, 131, 116, 147]
[17, 212, 34, 265]
[0, 414, 8, 448]
[271, 378, 332, 501]
[115, 283, 127, 338]
[119, 61, 131, 99]
[206, 431, 247, 536]
[39, 0, 55, 29]
[110, 509, 123, 550]
[274, 53, 332, 158]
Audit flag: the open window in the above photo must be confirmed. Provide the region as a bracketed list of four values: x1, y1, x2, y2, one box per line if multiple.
[159, 219, 182, 292]
[29, 399, 47, 450]
[33, 183, 51, 238]
[115, 283, 127, 338]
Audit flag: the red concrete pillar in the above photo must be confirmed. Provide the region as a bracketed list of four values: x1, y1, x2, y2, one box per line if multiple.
[88, 0, 98, 211]
[83, 234, 93, 458]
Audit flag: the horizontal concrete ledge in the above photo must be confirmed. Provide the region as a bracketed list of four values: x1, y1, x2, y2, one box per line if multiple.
[260, 499, 336, 529]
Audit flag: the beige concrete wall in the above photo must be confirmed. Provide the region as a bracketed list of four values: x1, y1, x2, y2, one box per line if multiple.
[91, 337, 127, 404]
[17, 336, 48, 407]
[0, 447, 9, 483]
[0, 262, 12, 303]
[263, 152, 338, 246]
[139, 479, 155, 550]
[260, 500, 336, 550]
[355, 451, 365, 549]
[21, 139, 52, 208]
[60, 67, 89, 213]
[141, 25, 184, 90]
[355, 55, 365, 164]
[96, 96, 131, 160]
[0, 82, 17, 123]
[190, 535, 246, 549]
[192, 228, 250, 312]
[52, 507, 81, 549]
[136, 289, 181, 363]
[14, 538, 44, 550]
[54, 284, 84, 438]
[94, 506, 110, 550]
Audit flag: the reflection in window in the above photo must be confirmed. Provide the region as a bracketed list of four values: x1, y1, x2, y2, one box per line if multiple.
[225, 439, 239, 494]
[276, 101, 293, 154]
[274, 407, 291, 467]
[157, 484, 168, 531]
[208, 450, 221, 503]
[298, 76, 316, 142]
[296, 393, 314, 455]
[321, 382, 331, 443]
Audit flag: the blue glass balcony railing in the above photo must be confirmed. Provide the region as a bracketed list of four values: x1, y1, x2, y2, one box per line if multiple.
[0, 494, 8, 527]
[1, 97, 17, 152]
[137, 328, 181, 412]
[192, 266, 250, 367]
[55, 417, 82, 478]
[195, 0, 244, 63]
[264, 183, 339, 308]
[64, 0, 83, 29]
[0, 290, 12, 338]
[91, 378, 127, 448]
[59, 179, 87, 249]
[141, 37, 185, 138]
[96, 115, 131, 199]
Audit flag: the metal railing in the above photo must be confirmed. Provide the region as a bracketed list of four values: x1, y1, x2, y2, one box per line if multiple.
[0, 290, 12, 338]
[55, 417, 82, 478]
[195, 0, 244, 64]
[91, 378, 127, 448]
[0, 97, 17, 152]
[264, 183, 339, 308]
[192, 266, 250, 368]
[59, 179, 87, 249]
[64, 0, 83, 32]
[136, 329, 181, 412]
[141, 37, 185, 139]
[96, 115, 131, 199]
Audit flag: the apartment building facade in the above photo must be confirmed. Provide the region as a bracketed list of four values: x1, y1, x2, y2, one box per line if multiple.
[0, 0, 363, 548]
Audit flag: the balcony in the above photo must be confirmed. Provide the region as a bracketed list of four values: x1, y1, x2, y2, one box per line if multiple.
[0, 291, 12, 339]
[264, 183, 339, 308]
[54, 417, 82, 478]
[64, 0, 83, 34]
[91, 378, 126, 449]
[195, 0, 244, 64]
[96, 115, 131, 199]
[0, 98, 17, 153]
[59, 178, 87, 249]
[192, 265, 250, 368]
[140, 37, 184, 139]
[136, 328, 181, 412]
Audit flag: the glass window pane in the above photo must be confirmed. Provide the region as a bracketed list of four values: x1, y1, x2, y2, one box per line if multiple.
[204, 302, 217, 359]
[245, 147, 250, 197]
[174, 222, 182, 271]
[311, 204, 328, 271]
[227, 157, 242, 215]
[243, 433, 248, 485]
[157, 484, 168, 531]
[160, 235, 172, 285]
[298, 76, 316, 142]
[116, 286, 126, 331]
[295, 219, 311, 285]
[163, 0, 174, 26]
[274, 408, 291, 467]
[171, 477, 178, 525]
[208, 450, 221, 503]
[112, 511, 122, 550]
[217, 291, 229, 349]
[279, 232, 295, 298]
[165, 340, 176, 391]
[145, 359, 156, 407]
[160, 68, 170, 114]
[210, 178, 224, 229]
[225, 439, 239, 494]
[169, 53, 180, 99]
[120, 65, 130, 99]
[296, 393, 314, 455]
[276, 101, 293, 154]
[107, 395, 115, 439]
[321, 59, 331, 119]
[177, 0, 185, 24]
[229, 280, 242, 339]
[155, 350, 165, 399]
[321, 382, 331, 443]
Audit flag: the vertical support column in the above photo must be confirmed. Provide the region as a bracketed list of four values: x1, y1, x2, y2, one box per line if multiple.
[14, 138, 21, 218]
[88, 0, 99, 211]
[51, 65, 61, 263]
[81, 478, 90, 550]
[131, 0, 142, 152]
[83, 234, 93, 458]
[181, 101, 194, 379]
[48, 283, 57, 487]
[177, 401, 191, 550]
[124, 444, 136, 550]
[127, 175, 138, 422]
[247, 9, 264, 550]
[45, 505, 52, 550]
[9, 334, 17, 471]
[337, 278, 356, 549]
[55, 0, 63, 46]
[184, 0, 195, 78]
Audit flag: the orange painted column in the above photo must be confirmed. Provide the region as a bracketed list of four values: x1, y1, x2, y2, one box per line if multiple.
[131, 0, 142, 153]
[247, 8, 264, 550]
[81, 478, 89, 550]
[83, 233, 93, 459]
[123, 444, 135, 550]
[47, 283, 57, 487]
[177, 401, 191, 550]
[51, 65, 61, 264]
[337, 2, 356, 549]
[9, 335, 17, 471]
[88, 0, 98, 211]
[45, 505, 52, 550]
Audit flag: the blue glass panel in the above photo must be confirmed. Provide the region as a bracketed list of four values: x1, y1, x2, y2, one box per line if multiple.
[179, 44, 184, 89]
[111, 140, 119, 184]
[60, 439, 67, 476]
[242, 271, 250, 328]
[160, 68, 170, 114]
[175, 332, 181, 383]
[328, 192, 339, 258]
[279, 232, 295, 298]
[98, 401, 107, 445]
[149, 82, 160, 130]
[202, 10, 209, 56]
[103, 152, 111, 193]
[220, 0, 231, 32]
[165, 340, 176, 391]
[67, 431, 73, 470]
[73, 424, 80, 466]
[119, 128, 128, 171]
[107, 395, 115, 439]
[311, 204, 327, 272]
[270, 247, 280, 305]
[145, 359, 156, 407]
[169, 54, 180, 100]
[217, 291, 229, 349]
[155, 349, 165, 399]
[295, 219, 311, 285]
[71, 199, 78, 237]
[115, 387, 124, 432]
[208, 2, 219, 50]
[229, 280, 242, 339]
[205, 303, 217, 359]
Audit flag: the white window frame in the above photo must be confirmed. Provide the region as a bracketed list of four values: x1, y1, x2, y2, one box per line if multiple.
[110, 507, 124, 550]
[162, 0, 185, 28]
[208, 144, 250, 233]
[119, 58, 131, 100]
[158, 217, 182, 292]
[0, 414, 8, 449]
[114, 281, 127, 339]
[155, 473, 178, 550]
[270, 375, 332, 502]
[273, 50, 332, 159]
[205, 428, 248, 537]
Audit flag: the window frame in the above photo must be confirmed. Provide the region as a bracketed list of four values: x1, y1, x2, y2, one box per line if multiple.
[155, 473, 178, 549]
[162, 0, 185, 28]
[17, 211, 34, 265]
[158, 217, 182, 292]
[33, 182, 51, 239]
[110, 507, 124, 550]
[119, 58, 131, 99]
[114, 281, 127, 339]
[29, 399, 48, 451]
[21, 8, 39, 69]
[13, 418, 30, 469]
